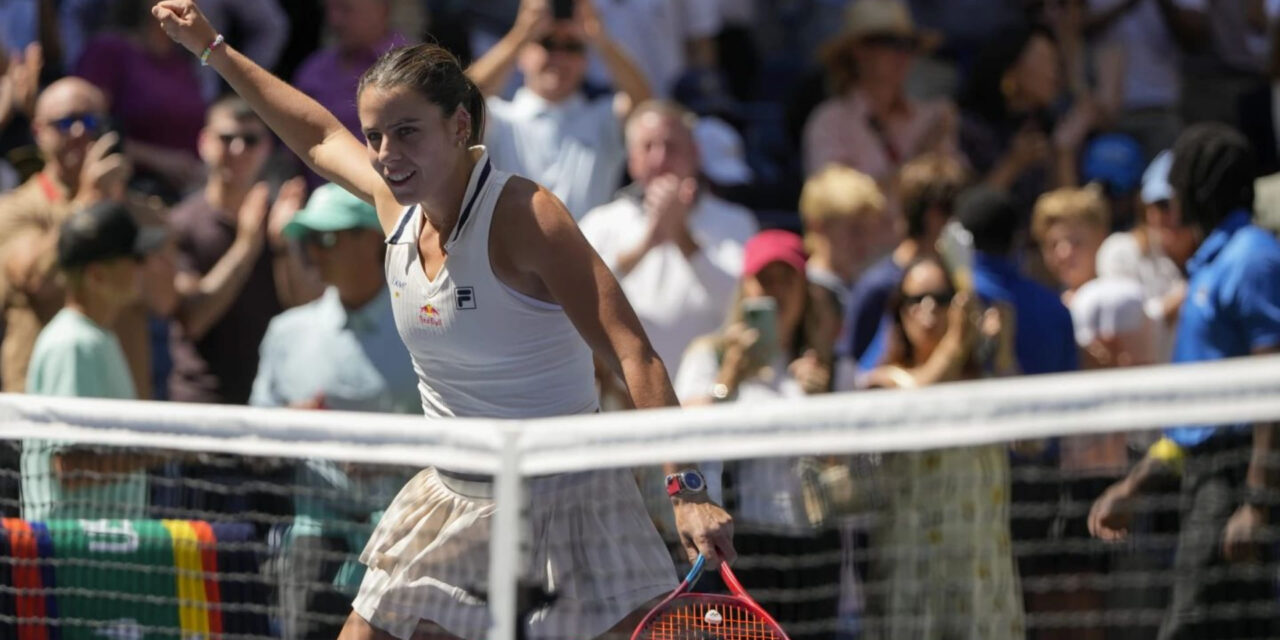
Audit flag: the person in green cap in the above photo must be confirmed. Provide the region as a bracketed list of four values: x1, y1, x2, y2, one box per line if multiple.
[249, 182, 417, 639]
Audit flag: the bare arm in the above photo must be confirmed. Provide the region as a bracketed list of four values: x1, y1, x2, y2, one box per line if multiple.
[152, 1, 392, 219]
[265, 177, 324, 308]
[466, 0, 547, 97]
[173, 183, 268, 340]
[495, 178, 736, 567]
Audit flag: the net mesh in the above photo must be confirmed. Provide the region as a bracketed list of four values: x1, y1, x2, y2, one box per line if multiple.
[1, 355, 1279, 640]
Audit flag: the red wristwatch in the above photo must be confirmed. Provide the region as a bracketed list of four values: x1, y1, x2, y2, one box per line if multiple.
[665, 470, 707, 497]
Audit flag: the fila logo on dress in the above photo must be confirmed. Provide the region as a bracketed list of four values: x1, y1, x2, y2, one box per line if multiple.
[456, 287, 477, 310]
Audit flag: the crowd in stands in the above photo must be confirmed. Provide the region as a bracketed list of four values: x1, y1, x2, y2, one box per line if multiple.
[2, 0, 1280, 638]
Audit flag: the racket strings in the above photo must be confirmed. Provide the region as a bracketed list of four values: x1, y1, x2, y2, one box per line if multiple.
[645, 598, 781, 640]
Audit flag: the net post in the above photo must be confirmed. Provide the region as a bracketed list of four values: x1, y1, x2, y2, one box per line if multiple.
[488, 423, 523, 640]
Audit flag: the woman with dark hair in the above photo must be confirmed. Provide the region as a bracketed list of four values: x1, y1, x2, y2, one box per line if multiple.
[860, 256, 1024, 640]
[151, 2, 735, 640]
[959, 24, 1094, 212]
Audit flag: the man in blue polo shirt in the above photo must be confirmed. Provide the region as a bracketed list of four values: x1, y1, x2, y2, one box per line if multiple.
[1090, 124, 1279, 639]
[249, 184, 417, 640]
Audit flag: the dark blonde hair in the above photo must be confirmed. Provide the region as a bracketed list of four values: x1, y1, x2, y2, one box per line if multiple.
[358, 44, 486, 145]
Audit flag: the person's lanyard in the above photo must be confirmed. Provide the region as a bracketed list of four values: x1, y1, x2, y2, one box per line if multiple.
[36, 172, 62, 204]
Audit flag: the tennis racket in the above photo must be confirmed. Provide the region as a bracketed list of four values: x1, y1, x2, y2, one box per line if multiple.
[631, 554, 790, 640]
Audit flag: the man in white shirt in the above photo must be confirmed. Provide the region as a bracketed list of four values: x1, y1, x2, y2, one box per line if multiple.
[579, 100, 757, 372]
[466, 0, 652, 220]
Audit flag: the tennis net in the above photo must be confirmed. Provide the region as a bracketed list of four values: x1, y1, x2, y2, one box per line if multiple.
[1, 355, 1279, 639]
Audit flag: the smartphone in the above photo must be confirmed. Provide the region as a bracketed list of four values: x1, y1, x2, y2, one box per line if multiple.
[552, 0, 575, 20]
[99, 117, 127, 158]
[936, 220, 975, 292]
[742, 296, 779, 366]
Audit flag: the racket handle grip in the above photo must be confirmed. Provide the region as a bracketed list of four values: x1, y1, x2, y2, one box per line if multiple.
[683, 554, 707, 585]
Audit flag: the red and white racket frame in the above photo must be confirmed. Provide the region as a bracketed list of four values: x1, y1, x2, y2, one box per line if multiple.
[630, 554, 792, 640]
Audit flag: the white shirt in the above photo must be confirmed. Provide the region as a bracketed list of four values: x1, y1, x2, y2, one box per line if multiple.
[1095, 231, 1184, 361]
[579, 190, 757, 372]
[588, 0, 723, 95]
[674, 342, 811, 533]
[485, 89, 626, 220]
[384, 149, 598, 419]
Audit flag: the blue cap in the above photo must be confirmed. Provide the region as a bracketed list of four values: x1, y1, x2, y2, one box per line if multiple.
[1140, 150, 1174, 205]
[1081, 133, 1145, 196]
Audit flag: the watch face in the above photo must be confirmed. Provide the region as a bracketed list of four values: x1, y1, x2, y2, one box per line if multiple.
[683, 472, 705, 491]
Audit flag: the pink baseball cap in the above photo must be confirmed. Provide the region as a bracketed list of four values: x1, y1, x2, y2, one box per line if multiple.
[742, 229, 807, 277]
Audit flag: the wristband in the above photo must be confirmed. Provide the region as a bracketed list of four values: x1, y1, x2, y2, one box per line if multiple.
[200, 34, 225, 66]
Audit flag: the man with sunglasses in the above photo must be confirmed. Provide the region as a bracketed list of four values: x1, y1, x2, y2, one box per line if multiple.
[467, 0, 652, 220]
[0, 77, 156, 395]
[166, 95, 313, 407]
[248, 183, 416, 639]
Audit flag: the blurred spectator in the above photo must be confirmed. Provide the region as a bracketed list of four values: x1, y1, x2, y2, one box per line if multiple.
[1084, 0, 1206, 160]
[959, 24, 1096, 215]
[587, 0, 721, 97]
[955, 186, 1076, 374]
[1032, 185, 1145, 637]
[579, 100, 756, 371]
[294, 0, 407, 145]
[21, 200, 165, 522]
[1070, 278, 1155, 369]
[0, 40, 41, 174]
[675, 229, 842, 640]
[1091, 123, 1280, 639]
[1031, 186, 1109, 306]
[956, 185, 1077, 632]
[841, 152, 969, 365]
[0, 78, 156, 396]
[249, 184, 415, 640]
[861, 256, 1024, 640]
[167, 97, 312, 406]
[803, 0, 959, 183]
[799, 164, 886, 310]
[250, 183, 416, 412]
[75, 0, 209, 202]
[468, 0, 651, 220]
[1095, 150, 1191, 362]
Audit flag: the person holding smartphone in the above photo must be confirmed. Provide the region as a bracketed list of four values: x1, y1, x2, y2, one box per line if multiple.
[465, 0, 652, 220]
[673, 229, 844, 640]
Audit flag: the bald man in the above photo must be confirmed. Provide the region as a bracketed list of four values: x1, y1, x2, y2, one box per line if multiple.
[0, 77, 157, 396]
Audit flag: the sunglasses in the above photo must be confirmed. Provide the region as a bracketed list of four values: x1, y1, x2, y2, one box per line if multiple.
[217, 132, 265, 147]
[539, 37, 586, 54]
[903, 290, 955, 308]
[46, 113, 104, 134]
[303, 231, 340, 249]
[862, 34, 918, 52]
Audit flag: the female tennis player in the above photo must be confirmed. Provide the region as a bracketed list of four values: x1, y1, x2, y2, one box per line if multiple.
[152, 2, 734, 639]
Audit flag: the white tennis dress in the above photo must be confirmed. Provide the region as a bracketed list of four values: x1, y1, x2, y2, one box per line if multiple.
[353, 148, 676, 640]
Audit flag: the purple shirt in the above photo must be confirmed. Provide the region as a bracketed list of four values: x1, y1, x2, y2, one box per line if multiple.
[75, 35, 207, 155]
[293, 33, 408, 140]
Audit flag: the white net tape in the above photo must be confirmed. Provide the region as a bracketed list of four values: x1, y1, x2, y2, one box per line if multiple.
[1, 355, 1279, 639]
